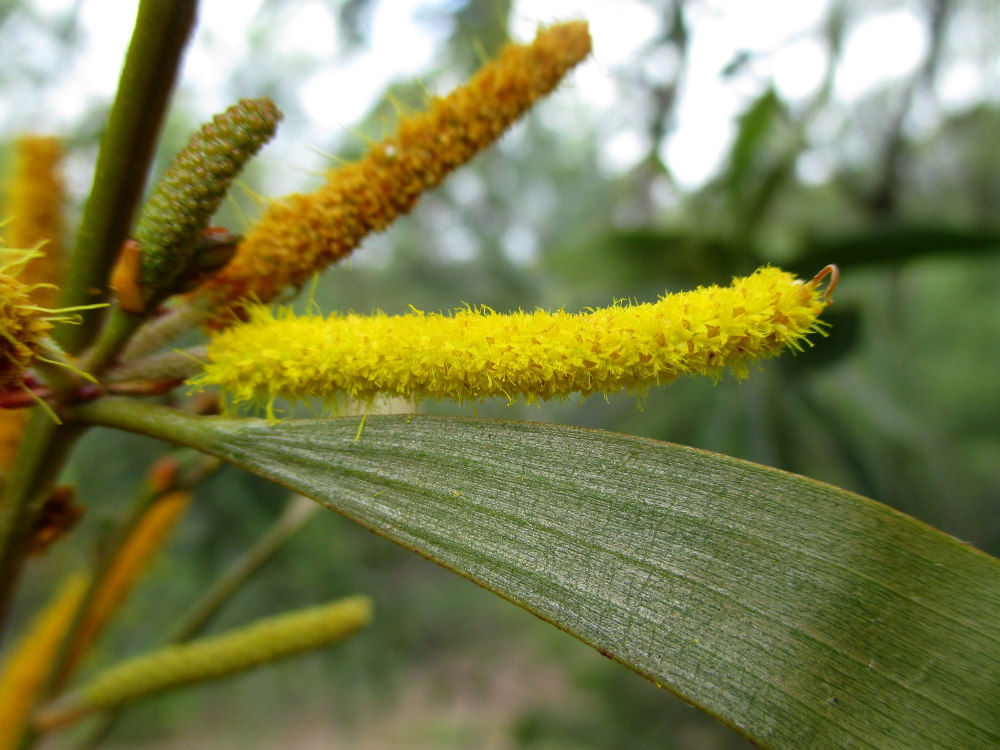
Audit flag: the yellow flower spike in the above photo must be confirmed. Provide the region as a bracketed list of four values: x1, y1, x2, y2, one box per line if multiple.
[0, 135, 66, 446]
[203, 21, 592, 320]
[0, 574, 87, 750]
[0, 246, 105, 388]
[194, 267, 834, 412]
[36, 596, 373, 729]
[0, 253, 54, 390]
[2, 135, 64, 309]
[0, 243, 105, 428]
[61, 489, 192, 681]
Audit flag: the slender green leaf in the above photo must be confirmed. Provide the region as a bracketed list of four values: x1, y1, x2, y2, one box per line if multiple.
[74, 400, 1000, 749]
[727, 86, 784, 202]
[791, 224, 1000, 273]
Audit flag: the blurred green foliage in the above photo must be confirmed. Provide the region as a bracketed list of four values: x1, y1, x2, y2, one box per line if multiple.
[3, 0, 998, 747]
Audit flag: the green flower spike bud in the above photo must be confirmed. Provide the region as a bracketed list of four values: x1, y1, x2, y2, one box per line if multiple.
[114, 98, 282, 314]
[36, 595, 372, 730]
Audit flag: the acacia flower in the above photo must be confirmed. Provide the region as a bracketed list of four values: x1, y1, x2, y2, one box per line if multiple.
[195, 266, 834, 413]
[202, 21, 592, 319]
[0, 574, 87, 750]
[0, 136, 64, 465]
[0, 250, 55, 390]
[0, 248, 103, 398]
[2, 135, 63, 310]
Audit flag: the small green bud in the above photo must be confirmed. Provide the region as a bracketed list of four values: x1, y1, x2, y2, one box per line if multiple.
[123, 97, 282, 313]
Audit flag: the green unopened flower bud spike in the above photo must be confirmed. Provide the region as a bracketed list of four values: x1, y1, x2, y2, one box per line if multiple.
[117, 97, 283, 314]
[83, 99, 282, 375]
[202, 22, 593, 322]
[35, 595, 373, 730]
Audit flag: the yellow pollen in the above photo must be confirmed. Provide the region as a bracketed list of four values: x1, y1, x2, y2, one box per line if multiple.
[202, 21, 592, 321]
[194, 267, 831, 412]
[0, 256, 53, 390]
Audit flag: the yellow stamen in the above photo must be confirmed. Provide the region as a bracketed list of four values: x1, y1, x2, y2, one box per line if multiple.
[194, 267, 832, 412]
[0, 136, 70, 457]
[0, 258, 53, 390]
[1, 135, 64, 310]
[203, 21, 592, 319]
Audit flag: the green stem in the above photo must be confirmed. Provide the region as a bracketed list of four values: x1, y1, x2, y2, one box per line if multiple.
[79, 304, 144, 374]
[58, 0, 198, 354]
[120, 296, 212, 362]
[79, 495, 318, 748]
[0, 414, 86, 646]
[171, 495, 319, 642]
[70, 396, 215, 450]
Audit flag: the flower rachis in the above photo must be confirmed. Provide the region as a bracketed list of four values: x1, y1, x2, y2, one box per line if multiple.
[194, 267, 833, 411]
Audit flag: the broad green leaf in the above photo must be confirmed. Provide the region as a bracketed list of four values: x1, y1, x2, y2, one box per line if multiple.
[77, 399, 1000, 749]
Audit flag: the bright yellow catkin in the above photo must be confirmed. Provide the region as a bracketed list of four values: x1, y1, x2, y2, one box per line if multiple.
[0, 254, 53, 390]
[2, 136, 63, 308]
[61, 490, 192, 680]
[41, 596, 371, 725]
[0, 574, 87, 750]
[202, 21, 591, 318]
[195, 267, 832, 410]
[0, 136, 65, 466]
